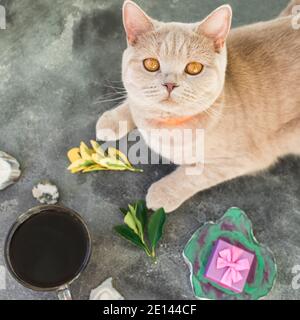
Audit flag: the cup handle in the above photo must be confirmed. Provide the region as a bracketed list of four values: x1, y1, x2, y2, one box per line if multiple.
[57, 285, 73, 300]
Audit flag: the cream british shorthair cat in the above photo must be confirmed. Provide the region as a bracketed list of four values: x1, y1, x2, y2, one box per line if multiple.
[96, 0, 300, 212]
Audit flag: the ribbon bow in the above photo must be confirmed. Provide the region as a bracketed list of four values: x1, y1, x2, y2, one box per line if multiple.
[216, 247, 250, 287]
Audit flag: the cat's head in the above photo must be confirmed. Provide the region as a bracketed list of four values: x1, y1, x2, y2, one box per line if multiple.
[121, 1, 232, 119]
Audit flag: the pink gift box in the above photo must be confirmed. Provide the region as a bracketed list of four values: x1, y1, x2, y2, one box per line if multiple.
[204, 239, 255, 293]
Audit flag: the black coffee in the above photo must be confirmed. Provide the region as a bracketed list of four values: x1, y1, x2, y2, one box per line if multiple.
[8, 209, 90, 289]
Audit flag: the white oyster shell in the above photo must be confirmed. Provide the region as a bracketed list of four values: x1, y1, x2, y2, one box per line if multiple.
[32, 180, 59, 204]
[0, 151, 21, 191]
[90, 278, 124, 300]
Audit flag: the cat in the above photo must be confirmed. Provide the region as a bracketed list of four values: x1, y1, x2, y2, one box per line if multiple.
[96, 0, 300, 213]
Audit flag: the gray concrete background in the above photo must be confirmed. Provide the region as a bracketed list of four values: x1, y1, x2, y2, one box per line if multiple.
[0, 0, 299, 300]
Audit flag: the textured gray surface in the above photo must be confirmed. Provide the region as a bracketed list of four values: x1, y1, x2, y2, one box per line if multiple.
[0, 0, 299, 300]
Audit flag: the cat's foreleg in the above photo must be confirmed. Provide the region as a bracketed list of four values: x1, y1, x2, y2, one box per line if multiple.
[279, 0, 300, 17]
[146, 160, 261, 213]
[96, 100, 136, 141]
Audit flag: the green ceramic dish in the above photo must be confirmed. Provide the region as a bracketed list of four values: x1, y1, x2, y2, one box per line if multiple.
[183, 207, 277, 300]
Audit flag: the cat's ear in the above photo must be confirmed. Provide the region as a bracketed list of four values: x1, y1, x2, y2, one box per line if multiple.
[197, 5, 232, 53]
[123, 0, 154, 45]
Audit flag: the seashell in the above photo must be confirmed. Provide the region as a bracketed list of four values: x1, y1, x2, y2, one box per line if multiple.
[32, 180, 59, 205]
[90, 278, 124, 300]
[0, 151, 21, 191]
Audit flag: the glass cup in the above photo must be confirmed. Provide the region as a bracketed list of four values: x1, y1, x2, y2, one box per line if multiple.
[4, 205, 92, 300]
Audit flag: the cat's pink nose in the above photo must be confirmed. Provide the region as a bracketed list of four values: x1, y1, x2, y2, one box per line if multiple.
[163, 83, 178, 94]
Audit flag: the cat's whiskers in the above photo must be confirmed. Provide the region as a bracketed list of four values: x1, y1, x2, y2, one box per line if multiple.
[183, 87, 196, 95]
[143, 86, 159, 92]
[206, 105, 222, 117]
[180, 85, 198, 102]
[101, 89, 127, 96]
[143, 89, 159, 93]
[105, 80, 123, 83]
[144, 94, 161, 99]
[103, 84, 126, 92]
[92, 95, 127, 105]
[97, 82, 127, 98]
[182, 93, 197, 101]
[203, 109, 213, 119]
[142, 86, 161, 98]
[204, 107, 222, 120]
[94, 91, 127, 102]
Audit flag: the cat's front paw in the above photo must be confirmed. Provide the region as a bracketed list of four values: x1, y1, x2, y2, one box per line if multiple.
[96, 111, 124, 141]
[146, 181, 182, 213]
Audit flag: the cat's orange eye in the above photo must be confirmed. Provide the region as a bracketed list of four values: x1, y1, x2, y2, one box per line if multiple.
[185, 62, 204, 76]
[143, 58, 160, 72]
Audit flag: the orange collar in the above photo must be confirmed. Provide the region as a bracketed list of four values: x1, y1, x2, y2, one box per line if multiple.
[155, 115, 195, 126]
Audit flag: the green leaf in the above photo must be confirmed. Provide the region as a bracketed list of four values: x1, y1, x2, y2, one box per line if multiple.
[114, 225, 146, 251]
[135, 200, 147, 233]
[128, 204, 144, 241]
[115, 203, 167, 262]
[119, 207, 128, 216]
[122, 201, 147, 244]
[124, 211, 139, 235]
[147, 208, 166, 253]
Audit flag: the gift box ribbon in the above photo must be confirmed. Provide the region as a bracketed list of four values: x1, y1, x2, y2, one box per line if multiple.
[216, 247, 250, 287]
